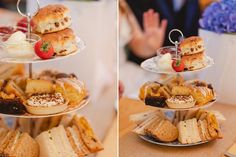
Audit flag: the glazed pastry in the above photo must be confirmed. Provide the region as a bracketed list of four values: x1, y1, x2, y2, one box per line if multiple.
[185, 80, 215, 106]
[139, 81, 161, 101]
[55, 78, 87, 107]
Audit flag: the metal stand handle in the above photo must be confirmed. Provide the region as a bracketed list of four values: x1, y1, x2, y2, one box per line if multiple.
[168, 29, 184, 61]
[16, 0, 40, 78]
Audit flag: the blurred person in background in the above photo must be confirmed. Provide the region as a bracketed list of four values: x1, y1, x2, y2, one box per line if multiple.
[126, 0, 202, 65]
[119, 0, 167, 96]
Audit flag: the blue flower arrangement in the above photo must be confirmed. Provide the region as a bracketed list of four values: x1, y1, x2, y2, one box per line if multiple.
[199, 0, 236, 33]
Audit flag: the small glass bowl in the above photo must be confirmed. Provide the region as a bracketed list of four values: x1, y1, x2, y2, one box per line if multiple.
[0, 33, 41, 58]
[156, 46, 181, 60]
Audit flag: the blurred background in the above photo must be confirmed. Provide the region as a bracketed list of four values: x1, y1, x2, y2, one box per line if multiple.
[119, 0, 236, 106]
[0, 0, 117, 156]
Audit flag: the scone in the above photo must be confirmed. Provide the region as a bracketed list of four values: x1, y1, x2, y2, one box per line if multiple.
[40, 28, 78, 56]
[32, 4, 72, 34]
[182, 52, 206, 71]
[179, 36, 205, 55]
[55, 78, 87, 107]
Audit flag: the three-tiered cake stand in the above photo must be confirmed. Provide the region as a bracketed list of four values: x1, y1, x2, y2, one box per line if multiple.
[0, 0, 89, 119]
[138, 29, 218, 147]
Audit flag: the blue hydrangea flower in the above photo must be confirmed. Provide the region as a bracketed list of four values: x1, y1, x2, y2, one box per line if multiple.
[199, 0, 236, 33]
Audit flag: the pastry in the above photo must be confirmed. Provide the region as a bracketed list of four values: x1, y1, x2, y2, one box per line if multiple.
[55, 78, 87, 106]
[26, 93, 68, 115]
[139, 81, 161, 101]
[206, 113, 222, 139]
[32, 4, 72, 34]
[25, 79, 54, 96]
[190, 86, 214, 106]
[72, 115, 103, 153]
[178, 118, 202, 144]
[0, 96, 26, 115]
[0, 129, 39, 157]
[145, 96, 166, 107]
[166, 95, 196, 109]
[158, 86, 171, 98]
[171, 85, 191, 96]
[179, 36, 205, 56]
[0, 63, 24, 79]
[38, 70, 77, 81]
[181, 52, 206, 71]
[145, 118, 178, 142]
[40, 28, 78, 56]
[4, 80, 25, 100]
[166, 75, 185, 90]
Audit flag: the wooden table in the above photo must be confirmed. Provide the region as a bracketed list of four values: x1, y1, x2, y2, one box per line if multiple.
[119, 97, 236, 157]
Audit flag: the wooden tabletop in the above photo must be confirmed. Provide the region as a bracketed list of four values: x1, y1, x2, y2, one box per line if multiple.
[119, 97, 236, 157]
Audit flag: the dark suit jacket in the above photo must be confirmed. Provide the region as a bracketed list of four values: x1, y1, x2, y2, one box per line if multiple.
[126, 0, 201, 64]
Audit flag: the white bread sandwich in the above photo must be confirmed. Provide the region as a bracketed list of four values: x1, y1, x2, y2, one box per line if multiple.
[178, 118, 202, 144]
[0, 129, 39, 157]
[36, 125, 77, 157]
[36, 115, 103, 156]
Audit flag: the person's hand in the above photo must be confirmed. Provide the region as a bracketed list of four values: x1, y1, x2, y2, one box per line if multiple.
[128, 9, 167, 59]
[119, 81, 124, 99]
[143, 9, 167, 52]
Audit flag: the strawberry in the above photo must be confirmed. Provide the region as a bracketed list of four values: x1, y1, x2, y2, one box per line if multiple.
[34, 41, 54, 59]
[16, 17, 34, 32]
[172, 59, 185, 72]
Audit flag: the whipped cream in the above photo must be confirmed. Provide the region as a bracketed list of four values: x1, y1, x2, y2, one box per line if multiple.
[167, 95, 195, 104]
[3, 31, 34, 58]
[157, 53, 173, 71]
[27, 93, 65, 107]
